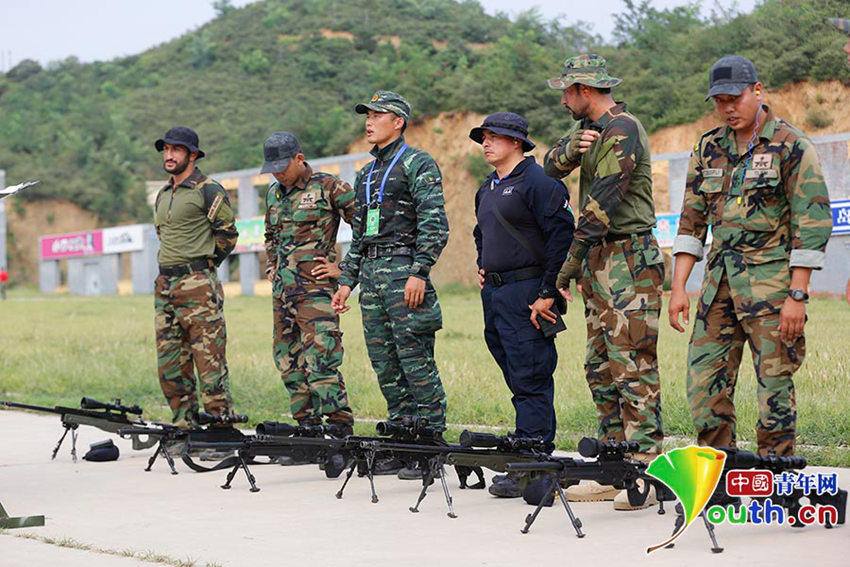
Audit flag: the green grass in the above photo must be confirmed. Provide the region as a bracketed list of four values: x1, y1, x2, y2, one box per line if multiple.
[1, 288, 848, 466]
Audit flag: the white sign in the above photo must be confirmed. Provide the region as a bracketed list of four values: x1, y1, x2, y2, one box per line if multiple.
[102, 224, 146, 254]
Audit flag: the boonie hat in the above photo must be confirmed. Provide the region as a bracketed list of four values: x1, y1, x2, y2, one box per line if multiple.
[355, 90, 411, 122]
[547, 54, 622, 90]
[469, 112, 536, 152]
[155, 126, 205, 159]
[705, 55, 759, 101]
[261, 132, 302, 174]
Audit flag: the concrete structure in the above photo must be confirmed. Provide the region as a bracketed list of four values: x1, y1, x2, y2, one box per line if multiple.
[0, 169, 6, 274]
[38, 224, 159, 295]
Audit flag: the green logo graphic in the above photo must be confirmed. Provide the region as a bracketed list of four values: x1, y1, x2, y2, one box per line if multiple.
[645, 446, 726, 553]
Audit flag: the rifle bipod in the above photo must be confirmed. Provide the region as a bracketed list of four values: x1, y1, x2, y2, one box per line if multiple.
[144, 438, 179, 475]
[221, 451, 261, 492]
[51, 423, 79, 461]
[666, 503, 723, 553]
[335, 451, 379, 503]
[408, 456, 457, 519]
[520, 474, 585, 538]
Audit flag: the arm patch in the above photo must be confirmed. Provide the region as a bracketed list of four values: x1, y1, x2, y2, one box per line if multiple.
[207, 193, 224, 221]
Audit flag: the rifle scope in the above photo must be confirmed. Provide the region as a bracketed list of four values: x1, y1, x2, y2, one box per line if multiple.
[578, 437, 640, 459]
[459, 430, 546, 452]
[256, 421, 343, 437]
[375, 416, 435, 438]
[197, 412, 249, 425]
[721, 447, 807, 471]
[80, 397, 142, 416]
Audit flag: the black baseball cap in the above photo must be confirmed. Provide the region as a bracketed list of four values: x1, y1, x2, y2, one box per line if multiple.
[706, 55, 759, 101]
[261, 132, 302, 174]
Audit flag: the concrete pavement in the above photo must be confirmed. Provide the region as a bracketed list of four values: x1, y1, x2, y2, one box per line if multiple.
[1, 410, 848, 566]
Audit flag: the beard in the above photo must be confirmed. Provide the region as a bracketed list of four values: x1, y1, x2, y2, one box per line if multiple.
[164, 154, 191, 176]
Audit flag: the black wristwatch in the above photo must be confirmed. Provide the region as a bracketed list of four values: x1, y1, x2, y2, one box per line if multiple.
[788, 289, 809, 302]
[538, 286, 558, 300]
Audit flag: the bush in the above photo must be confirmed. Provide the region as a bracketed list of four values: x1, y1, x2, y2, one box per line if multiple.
[240, 49, 270, 75]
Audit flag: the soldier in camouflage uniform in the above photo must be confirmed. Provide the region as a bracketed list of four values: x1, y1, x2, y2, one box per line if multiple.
[829, 17, 850, 306]
[262, 132, 355, 435]
[545, 55, 664, 510]
[153, 126, 238, 428]
[331, 91, 449, 476]
[669, 56, 832, 457]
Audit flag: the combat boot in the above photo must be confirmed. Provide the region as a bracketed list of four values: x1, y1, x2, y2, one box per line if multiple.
[488, 472, 524, 498]
[564, 481, 619, 502]
[371, 456, 404, 476]
[614, 452, 658, 511]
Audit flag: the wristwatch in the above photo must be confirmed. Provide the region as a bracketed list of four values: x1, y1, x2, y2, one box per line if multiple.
[538, 286, 558, 300]
[788, 289, 809, 302]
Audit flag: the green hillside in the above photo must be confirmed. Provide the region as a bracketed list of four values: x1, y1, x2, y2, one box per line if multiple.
[0, 0, 846, 223]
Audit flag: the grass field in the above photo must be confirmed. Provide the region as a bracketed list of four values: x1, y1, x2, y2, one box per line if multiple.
[1, 286, 848, 466]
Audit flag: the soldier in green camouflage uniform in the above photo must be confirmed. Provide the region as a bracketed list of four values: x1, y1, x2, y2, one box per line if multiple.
[669, 56, 832, 457]
[153, 127, 238, 428]
[262, 132, 355, 432]
[546, 55, 664, 509]
[332, 91, 449, 447]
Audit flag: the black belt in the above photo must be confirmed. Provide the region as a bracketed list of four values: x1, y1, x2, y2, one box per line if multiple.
[484, 266, 543, 287]
[363, 244, 415, 259]
[604, 229, 653, 243]
[159, 258, 214, 277]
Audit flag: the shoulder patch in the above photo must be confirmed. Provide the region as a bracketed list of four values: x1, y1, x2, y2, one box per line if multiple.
[207, 193, 224, 221]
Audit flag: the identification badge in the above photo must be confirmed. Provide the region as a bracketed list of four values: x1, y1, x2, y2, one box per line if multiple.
[365, 208, 380, 236]
[744, 168, 779, 180]
[702, 168, 724, 178]
[752, 153, 772, 170]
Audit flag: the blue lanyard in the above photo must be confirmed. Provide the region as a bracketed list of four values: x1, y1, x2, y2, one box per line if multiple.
[365, 143, 407, 207]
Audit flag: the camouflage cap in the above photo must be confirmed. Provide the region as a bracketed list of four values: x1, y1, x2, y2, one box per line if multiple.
[547, 54, 622, 90]
[261, 131, 302, 174]
[828, 18, 850, 34]
[355, 90, 411, 121]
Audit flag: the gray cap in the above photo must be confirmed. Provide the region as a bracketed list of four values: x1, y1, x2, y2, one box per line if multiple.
[706, 55, 759, 101]
[261, 132, 301, 174]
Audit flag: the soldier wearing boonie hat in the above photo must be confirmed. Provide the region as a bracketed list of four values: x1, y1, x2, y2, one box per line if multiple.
[261, 131, 356, 441]
[152, 126, 239, 428]
[544, 54, 665, 510]
[470, 112, 575, 498]
[332, 90, 449, 479]
[669, 55, 832, 467]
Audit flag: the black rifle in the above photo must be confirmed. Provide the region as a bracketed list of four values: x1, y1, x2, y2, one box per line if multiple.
[189, 419, 418, 497]
[354, 428, 550, 518]
[503, 438, 675, 538]
[117, 412, 247, 475]
[1, 397, 155, 460]
[663, 448, 847, 554]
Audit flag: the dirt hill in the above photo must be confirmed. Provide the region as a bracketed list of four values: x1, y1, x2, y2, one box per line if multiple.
[7, 79, 849, 288]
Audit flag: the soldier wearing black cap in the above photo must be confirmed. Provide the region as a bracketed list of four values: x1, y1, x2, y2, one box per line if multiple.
[470, 112, 575, 498]
[331, 91, 449, 478]
[262, 131, 356, 441]
[669, 56, 831, 459]
[153, 126, 239, 428]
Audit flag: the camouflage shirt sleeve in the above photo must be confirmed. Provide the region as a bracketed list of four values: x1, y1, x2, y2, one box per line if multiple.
[201, 182, 238, 266]
[337, 168, 365, 288]
[263, 183, 279, 274]
[783, 136, 832, 269]
[672, 138, 710, 260]
[407, 152, 449, 279]
[569, 116, 642, 258]
[544, 121, 584, 179]
[330, 176, 356, 226]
